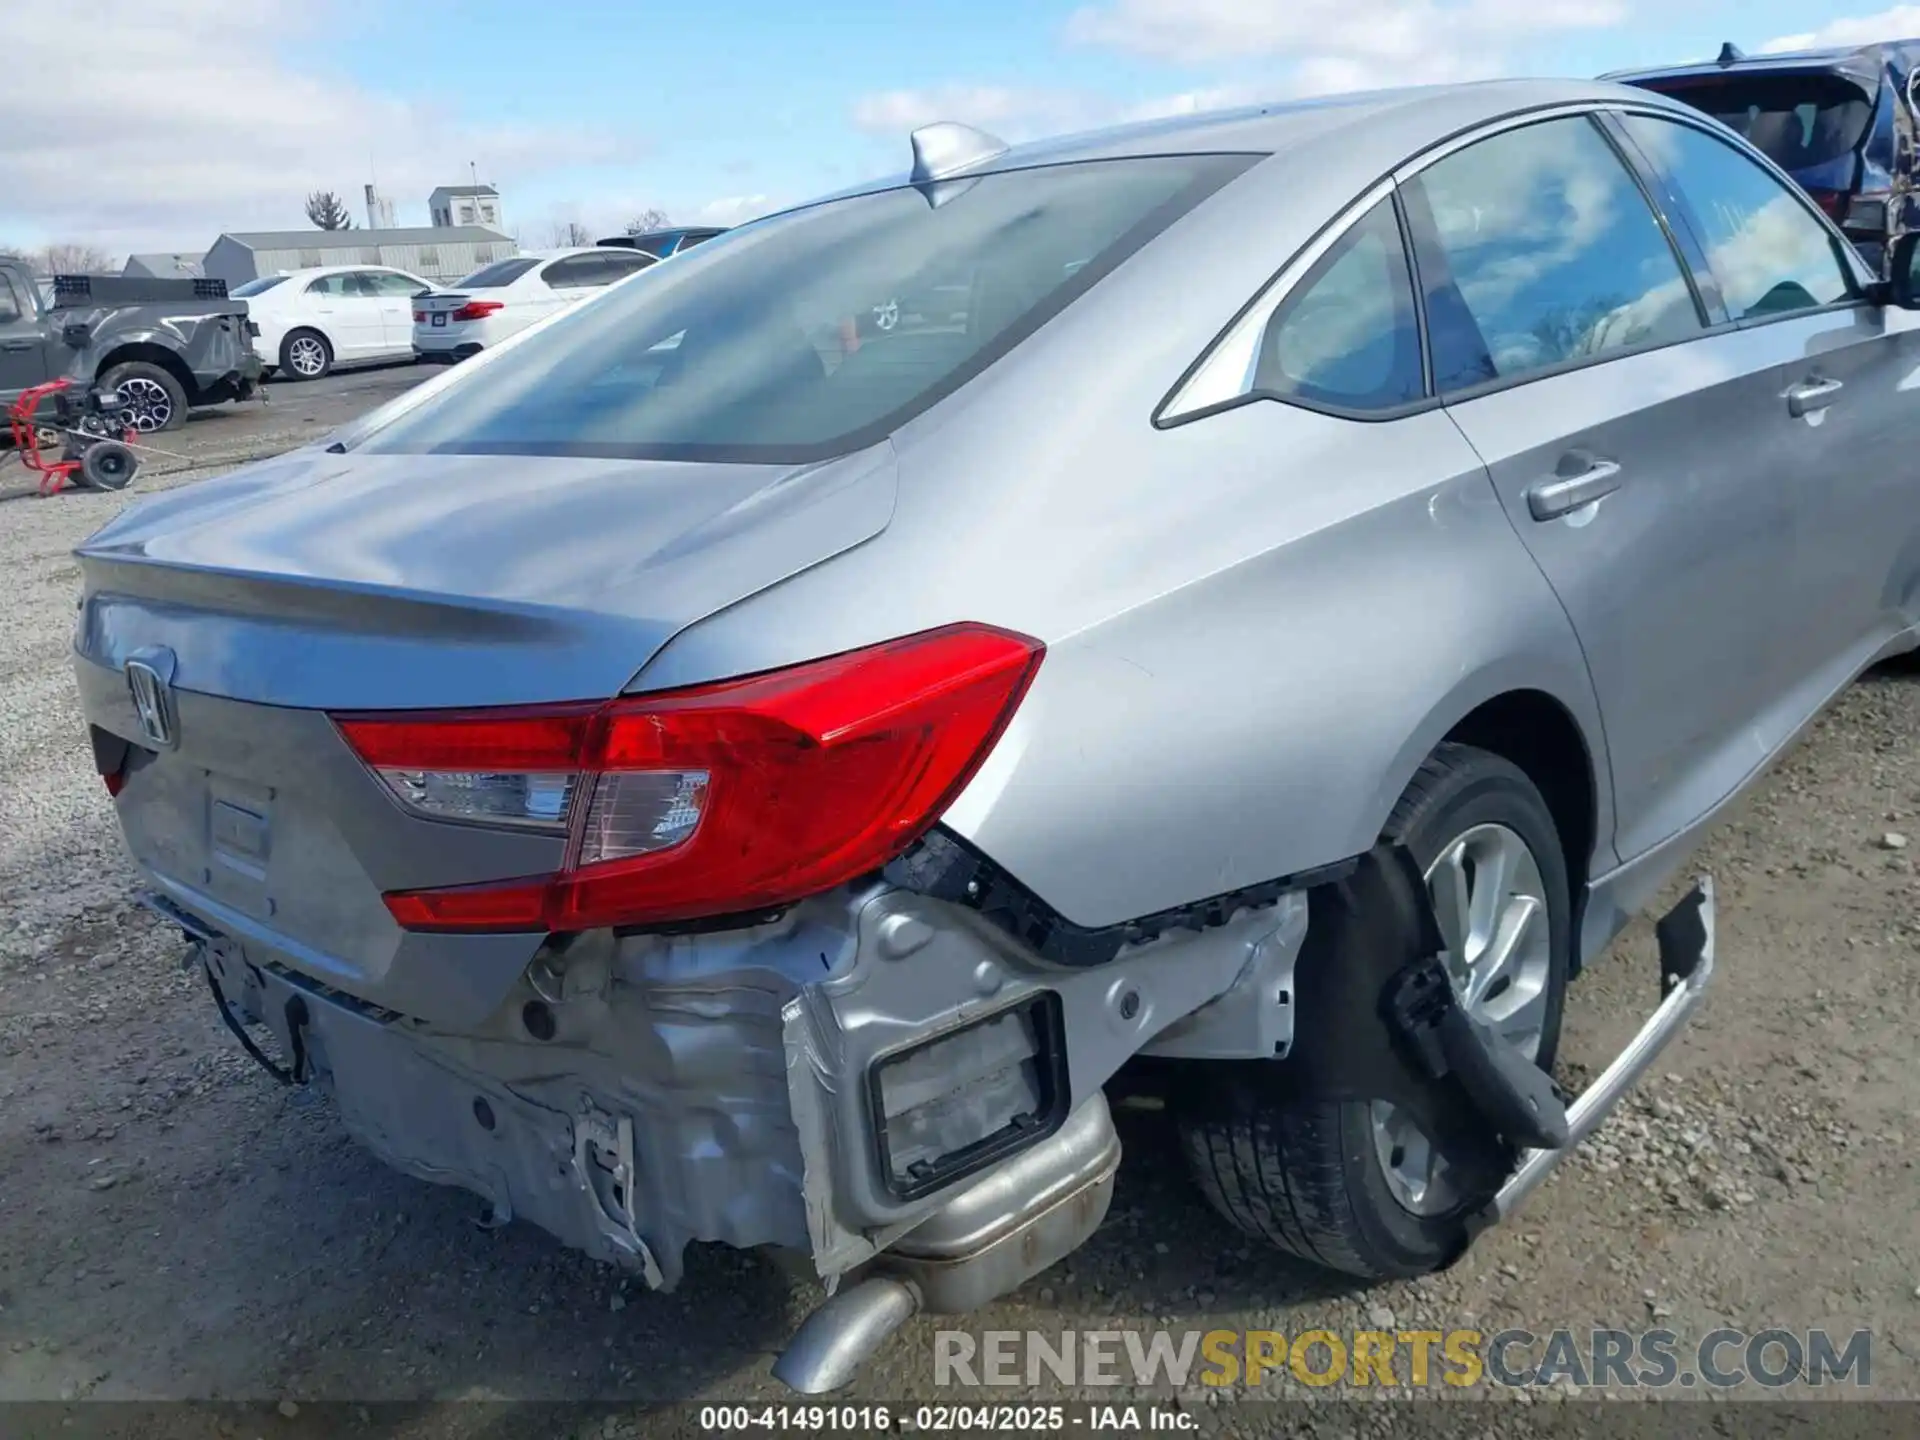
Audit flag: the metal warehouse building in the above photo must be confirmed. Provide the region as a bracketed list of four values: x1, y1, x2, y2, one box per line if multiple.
[202, 226, 517, 287]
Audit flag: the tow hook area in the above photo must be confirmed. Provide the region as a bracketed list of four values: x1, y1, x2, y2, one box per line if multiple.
[572, 1101, 665, 1290]
[1475, 874, 1716, 1227]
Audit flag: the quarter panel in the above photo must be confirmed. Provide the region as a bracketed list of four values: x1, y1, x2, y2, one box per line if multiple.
[639, 397, 1609, 930]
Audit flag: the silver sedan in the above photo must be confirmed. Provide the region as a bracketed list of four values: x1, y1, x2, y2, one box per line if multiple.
[70, 76, 1920, 1388]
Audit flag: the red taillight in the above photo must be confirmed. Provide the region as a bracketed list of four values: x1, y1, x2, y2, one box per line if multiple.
[412, 310, 427, 323]
[449, 299, 504, 323]
[103, 770, 126, 798]
[339, 624, 1045, 933]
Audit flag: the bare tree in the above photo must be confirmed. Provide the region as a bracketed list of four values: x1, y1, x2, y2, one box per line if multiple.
[544, 220, 595, 247]
[304, 191, 355, 230]
[624, 207, 670, 235]
[33, 242, 114, 274]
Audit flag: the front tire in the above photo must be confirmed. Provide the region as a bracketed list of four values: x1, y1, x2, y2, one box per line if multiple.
[280, 329, 332, 381]
[98, 361, 188, 434]
[1174, 743, 1571, 1280]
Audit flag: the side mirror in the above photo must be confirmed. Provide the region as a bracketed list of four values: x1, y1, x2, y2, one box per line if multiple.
[1884, 231, 1920, 309]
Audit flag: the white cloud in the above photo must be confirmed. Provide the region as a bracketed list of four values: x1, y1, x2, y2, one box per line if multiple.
[688, 195, 781, 226]
[1760, 6, 1920, 53]
[1065, 0, 1624, 84]
[0, 0, 635, 258]
[852, 0, 1631, 152]
[850, 85, 1108, 141]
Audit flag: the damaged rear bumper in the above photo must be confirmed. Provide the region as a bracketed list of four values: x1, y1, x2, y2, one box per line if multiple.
[152, 877, 1308, 1318]
[147, 861, 1716, 1393]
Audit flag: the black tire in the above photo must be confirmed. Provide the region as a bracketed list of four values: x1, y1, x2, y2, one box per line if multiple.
[279, 328, 333, 381]
[77, 439, 138, 492]
[1173, 742, 1572, 1281]
[98, 361, 189, 434]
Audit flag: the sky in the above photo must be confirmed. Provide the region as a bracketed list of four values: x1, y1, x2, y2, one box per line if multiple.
[2, 1, 1916, 259]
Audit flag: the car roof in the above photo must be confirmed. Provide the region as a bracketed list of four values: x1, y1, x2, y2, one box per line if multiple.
[269, 263, 422, 279]
[789, 78, 1702, 212]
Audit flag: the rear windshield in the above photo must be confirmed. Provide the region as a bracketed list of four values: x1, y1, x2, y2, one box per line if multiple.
[231, 276, 288, 297]
[358, 155, 1252, 464]
[1647, 74, 1874, 170]
[455, 257, 540, 289]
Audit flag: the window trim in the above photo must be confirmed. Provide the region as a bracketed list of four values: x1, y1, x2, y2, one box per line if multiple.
[1157, 97, 1888, 427]
[1597, 103, 1874, 334]
[1156, 178, 1446, 428]
[1156, 186, 1435, 427]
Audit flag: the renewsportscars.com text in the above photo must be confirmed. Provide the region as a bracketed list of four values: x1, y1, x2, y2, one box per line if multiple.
[933, 1327, 1872, 1390]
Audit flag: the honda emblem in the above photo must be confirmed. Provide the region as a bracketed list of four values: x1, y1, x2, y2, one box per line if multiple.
[126, 653, 177, 749]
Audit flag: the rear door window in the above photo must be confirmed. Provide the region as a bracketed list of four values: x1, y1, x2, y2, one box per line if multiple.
[1619, 113, 1858, 319]
[542, 254, 616, 290]
[455, 257, 539, 289]
[1641, 74, 1873, 171]
[1403, 115, 1703, 392]
[357, 154, 1253, 463]
[600, 252, 657, 281]
[371, 271, 429, 296]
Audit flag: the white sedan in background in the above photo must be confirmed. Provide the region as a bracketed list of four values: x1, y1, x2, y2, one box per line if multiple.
[236, 266, 433, 381]
[411, 248, 658, 362]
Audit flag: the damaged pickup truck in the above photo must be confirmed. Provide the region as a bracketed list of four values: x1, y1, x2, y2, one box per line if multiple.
[71, 77, 1920, 1389]
[0, 261, 261, 433]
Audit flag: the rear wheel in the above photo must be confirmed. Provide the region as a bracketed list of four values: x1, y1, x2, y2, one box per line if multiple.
[280, 329, 332, 381]
[1173, 743, 1571, 1279]
[99, 361, 188, 434]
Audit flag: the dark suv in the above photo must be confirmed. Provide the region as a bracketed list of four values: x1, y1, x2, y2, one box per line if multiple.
[595, 226, 729, 259]
[1608, 39, 1920, 276]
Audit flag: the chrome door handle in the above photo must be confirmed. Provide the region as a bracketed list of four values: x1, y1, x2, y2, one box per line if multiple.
[2, 340, 34, 351]
[1527, 460, 1622, 521]
[1787, 377, 1843, 417]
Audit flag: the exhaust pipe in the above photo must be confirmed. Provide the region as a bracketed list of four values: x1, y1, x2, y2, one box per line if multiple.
[1483, 875, 1715, 1223]
[772, 1276, 923, 1395]
[773, 1093, 1121, 1393]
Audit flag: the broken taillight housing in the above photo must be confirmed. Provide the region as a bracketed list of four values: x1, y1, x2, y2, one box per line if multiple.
[333, 624, 1044, 933]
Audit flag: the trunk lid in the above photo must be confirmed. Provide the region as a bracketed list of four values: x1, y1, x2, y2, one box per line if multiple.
[72, 442, 896, 1022]
[74, 442, 898, 710]
[416, 292, 476, 320]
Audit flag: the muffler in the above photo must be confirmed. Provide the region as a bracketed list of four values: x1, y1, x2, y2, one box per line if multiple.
[773, 1090, 1121, 1393]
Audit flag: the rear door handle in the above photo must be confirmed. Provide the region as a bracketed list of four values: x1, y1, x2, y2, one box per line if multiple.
[1786, 377, 1843, 417]
[2, 340, 34, 351]
[1527, 460, 1622, 521]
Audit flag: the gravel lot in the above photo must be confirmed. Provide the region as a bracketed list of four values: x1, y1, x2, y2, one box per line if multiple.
[2, 378, 1917, 1433]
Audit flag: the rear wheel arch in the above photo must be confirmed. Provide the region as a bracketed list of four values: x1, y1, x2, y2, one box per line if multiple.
[1369, 677, 1608, 936]
[1442, 690, 1599, 910]
[96, 343, 196, 402]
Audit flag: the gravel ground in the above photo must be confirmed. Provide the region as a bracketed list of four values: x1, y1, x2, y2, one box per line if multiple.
[1, 387, 1917, 1435]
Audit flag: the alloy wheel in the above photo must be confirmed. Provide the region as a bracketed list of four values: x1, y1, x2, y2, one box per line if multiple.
[287, 335, 328, 378]
[1369, 822, 1555, 1216]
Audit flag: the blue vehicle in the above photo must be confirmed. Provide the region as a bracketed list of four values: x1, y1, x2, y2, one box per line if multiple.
[596, 226, 729, 259]
[1609, 39, 1920, 277]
